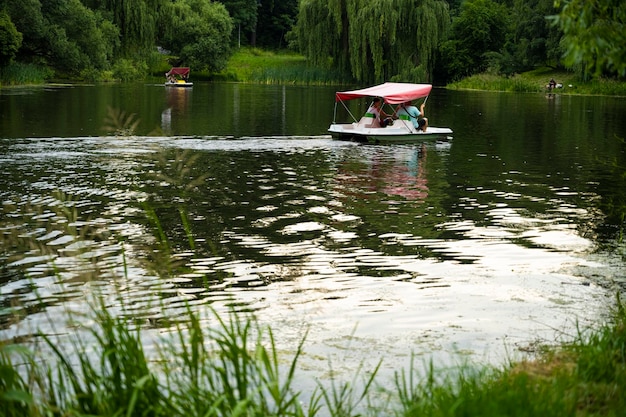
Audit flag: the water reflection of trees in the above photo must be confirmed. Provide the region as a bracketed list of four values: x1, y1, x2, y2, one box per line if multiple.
[0, 191, 115, 330]
[128, 143, 458, 295]
[596, 135, 626, 250]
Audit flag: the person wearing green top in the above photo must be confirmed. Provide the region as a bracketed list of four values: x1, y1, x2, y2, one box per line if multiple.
[394, 101, 428, 132]
[364, 97, 393, 127]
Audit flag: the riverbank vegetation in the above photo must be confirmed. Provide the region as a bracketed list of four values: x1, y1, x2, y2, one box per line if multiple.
[293, 0, 624, 85]
[214, 48, 353, 85]
[2, 287, 625, 416]
[1, 0, 623, 87]
[448, 68, 626, 96]
[218, 50, 626, 95]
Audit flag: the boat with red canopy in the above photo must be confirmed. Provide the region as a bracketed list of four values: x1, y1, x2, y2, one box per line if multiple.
[165, 67, 193, 87]
[328, 82, 452, 142]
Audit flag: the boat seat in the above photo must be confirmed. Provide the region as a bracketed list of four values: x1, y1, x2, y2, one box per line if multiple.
[357, 113, 380, 128]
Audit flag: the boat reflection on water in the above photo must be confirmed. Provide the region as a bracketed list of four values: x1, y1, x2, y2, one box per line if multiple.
[379, 144, 429, 200]
[161, 87, 192, 134]
[336, 144, 429, 202]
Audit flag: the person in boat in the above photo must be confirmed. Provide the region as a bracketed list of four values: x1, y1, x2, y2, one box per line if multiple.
[365, 97, 393, 127]
[394, 101, 428, 132]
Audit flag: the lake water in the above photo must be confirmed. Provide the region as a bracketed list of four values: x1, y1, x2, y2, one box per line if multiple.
[1, 82, 626, 395]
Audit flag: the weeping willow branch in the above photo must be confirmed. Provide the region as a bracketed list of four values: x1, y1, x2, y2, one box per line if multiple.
[296, 0, 450, 83]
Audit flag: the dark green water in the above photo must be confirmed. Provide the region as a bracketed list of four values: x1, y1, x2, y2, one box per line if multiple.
[1, 82, 625, 386]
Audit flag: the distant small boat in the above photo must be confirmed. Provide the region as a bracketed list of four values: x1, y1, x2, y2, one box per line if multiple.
[328, 82, 452, 143]
[165, 67, 193, 87]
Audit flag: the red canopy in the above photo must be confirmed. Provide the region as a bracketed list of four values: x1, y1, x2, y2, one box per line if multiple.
[335, 82, 432, 104]
[166, 67, 190, 76]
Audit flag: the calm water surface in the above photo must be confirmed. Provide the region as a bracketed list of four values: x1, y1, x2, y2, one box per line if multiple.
[1, 82, 626, 391]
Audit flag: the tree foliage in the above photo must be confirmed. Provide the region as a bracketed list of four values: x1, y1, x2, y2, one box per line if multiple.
[436, 0, 508, 81]
[551, 0, 626, 78]
[295, 0, 450, 84]
[3, 0, 115, 74]
[219, 0, 258, 34]
[1, 0, 234, 78]
[0, 10, 22, 66]
[1, 0, 624, 83]
[160, 0, 233, 72]
[256, 0, 299, 49]
[219, 0, 299, 49]
[96, 0, 160, 55]
[219, 0, 258, 44]
[499, 0, 563, 73]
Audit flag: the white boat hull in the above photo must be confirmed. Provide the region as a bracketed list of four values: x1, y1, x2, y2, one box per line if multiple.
[165, 82, 193, 88]
[328, 122, 452, 143]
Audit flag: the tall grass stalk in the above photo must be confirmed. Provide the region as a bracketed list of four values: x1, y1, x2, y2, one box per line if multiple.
[160, 306, 320, 417]
[248, 66, 353, 85]
[0, 344, 38, 417]
[2, 290, 363, 416]
[0, 62, 53, 85]
[218, 47, 353, 85]
[392, 297, 626, 417]
[41, 299, 165, 416]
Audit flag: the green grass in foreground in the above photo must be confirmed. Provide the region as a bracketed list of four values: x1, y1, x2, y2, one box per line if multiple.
[448, 68, 626, 96]
[215, 47, 353, 85]
[401, 301, 626, 416]
[1, 290, 625, 416]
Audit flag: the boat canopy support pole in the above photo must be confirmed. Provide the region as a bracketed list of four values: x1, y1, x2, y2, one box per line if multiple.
[336, 99, 358, 123]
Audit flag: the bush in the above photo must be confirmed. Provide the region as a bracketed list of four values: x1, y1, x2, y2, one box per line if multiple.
[112, 59, 148, 82]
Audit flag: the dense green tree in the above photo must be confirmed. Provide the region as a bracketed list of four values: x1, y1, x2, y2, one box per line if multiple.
[0, 10, 22, 66]
[551, 0, 625, 78]
[484, 0, 563, 75]
[4, 0, 49, 63]
[5, 0, 617, 84]
[436, 0, 508, 81]
[445, 0, 463, 15]
[4, 0, 115, 74]
[219, 0, 258, 46]
[160, 0, 233, 72]
[295, 0, 449, 84]
[3, 0, 234, 78]
[256, 0, 298, 49]
[43, 0, 113, 70]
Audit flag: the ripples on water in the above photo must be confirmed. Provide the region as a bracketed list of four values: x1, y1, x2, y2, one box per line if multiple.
[0, 135, 622, 386]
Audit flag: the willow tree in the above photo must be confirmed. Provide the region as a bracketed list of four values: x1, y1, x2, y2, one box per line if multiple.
[295, 0, 450, 83]
[98, 0, 164, 56]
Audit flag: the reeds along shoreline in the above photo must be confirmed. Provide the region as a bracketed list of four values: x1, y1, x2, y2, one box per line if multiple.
[0, 296, 375, 417]
[0, 62, 53, 85]
[1, 289, 625, 417]
[448, 71, 626, 96]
